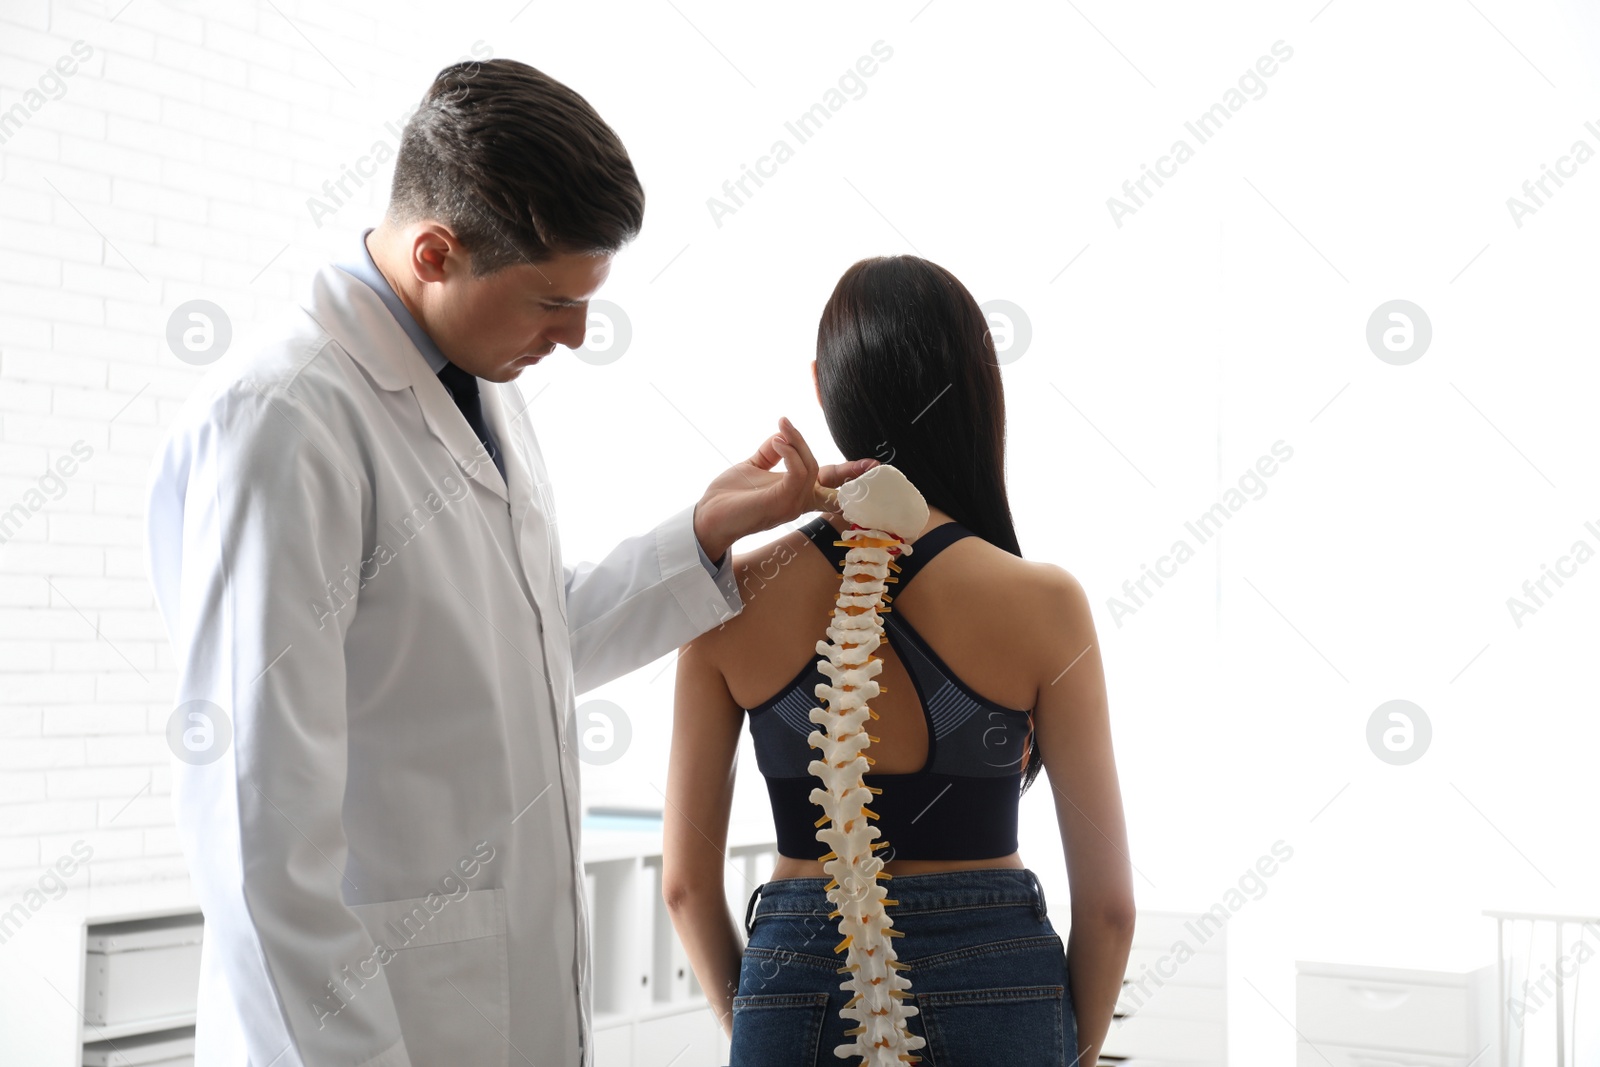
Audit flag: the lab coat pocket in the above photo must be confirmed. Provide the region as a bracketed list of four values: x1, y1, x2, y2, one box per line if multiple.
[350, 886, 510, 1067]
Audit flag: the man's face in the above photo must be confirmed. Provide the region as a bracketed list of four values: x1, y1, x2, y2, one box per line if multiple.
[410, 230, 612, 383]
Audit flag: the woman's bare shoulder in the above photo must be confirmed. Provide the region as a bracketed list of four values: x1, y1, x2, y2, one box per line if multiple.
[944, 536, 1086, 601]
[1021, 556, 1090, 604]
[1013, 556, 1094, 630]
[943, 545, 1095, 673]
[691, 526, 819, 653]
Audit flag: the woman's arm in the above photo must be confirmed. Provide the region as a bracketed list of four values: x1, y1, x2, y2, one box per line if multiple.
[662, 630, 748, 1037]
[1030, 569, 1136, 1064]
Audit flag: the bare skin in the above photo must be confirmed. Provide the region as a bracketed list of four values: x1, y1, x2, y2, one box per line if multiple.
[364, 218, 603, 383]
[663, 364, 1136, 1063]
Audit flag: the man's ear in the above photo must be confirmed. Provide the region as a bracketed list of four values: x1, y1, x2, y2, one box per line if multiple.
[411, 222, 465, 283]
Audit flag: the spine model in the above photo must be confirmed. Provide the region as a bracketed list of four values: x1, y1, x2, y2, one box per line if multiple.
[807, 464, 929, 1066]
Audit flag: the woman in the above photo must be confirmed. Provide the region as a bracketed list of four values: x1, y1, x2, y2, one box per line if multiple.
[663, 255, 1134, 1066]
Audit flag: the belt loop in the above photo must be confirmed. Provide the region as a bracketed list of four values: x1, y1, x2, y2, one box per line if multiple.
[1029, 870, 1048, 922]
[744, 883, 763, 938]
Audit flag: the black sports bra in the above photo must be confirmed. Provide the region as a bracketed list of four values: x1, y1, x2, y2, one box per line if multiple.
[742, 515, 1035, 861]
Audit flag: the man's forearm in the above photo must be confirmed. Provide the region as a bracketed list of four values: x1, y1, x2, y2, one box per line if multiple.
[665, 891, 744, 1037]
[1067, 912, 1135, 1064]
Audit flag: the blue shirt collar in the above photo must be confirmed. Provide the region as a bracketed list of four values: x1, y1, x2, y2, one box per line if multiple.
[336, 228, 451, 376]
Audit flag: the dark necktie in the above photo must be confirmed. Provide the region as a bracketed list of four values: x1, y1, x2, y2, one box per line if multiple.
[436, 361, 505, 480]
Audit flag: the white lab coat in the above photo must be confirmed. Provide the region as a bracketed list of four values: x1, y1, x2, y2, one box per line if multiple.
[146, 261, 743, 1066]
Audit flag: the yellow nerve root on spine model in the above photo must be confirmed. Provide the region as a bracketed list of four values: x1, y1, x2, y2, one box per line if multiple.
[807, 464, 929, 1066]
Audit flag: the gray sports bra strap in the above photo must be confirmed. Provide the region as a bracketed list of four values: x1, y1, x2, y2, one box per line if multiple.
[802, 516, 972, 592]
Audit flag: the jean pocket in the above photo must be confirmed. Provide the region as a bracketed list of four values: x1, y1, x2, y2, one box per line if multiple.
[915, 984, 1066, 1067]
[729, 991, 829, 1067]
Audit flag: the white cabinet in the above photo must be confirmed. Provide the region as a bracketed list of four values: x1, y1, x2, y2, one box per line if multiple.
[585, 825, 779, 1067]
[1101, 910, 1228, 1066]
[1295, 959, 1496, 1067]
[0, 880, 203, 1067]
[634, 1008, 723, 1066]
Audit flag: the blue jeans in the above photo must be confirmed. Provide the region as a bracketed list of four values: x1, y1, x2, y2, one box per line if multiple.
[729, 868, 1079, 1066]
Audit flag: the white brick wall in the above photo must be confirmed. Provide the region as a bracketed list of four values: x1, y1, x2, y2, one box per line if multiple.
[0, 0, 488, 894]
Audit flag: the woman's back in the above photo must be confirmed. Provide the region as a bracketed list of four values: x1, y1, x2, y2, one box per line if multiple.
[698, 506, 1071, 878]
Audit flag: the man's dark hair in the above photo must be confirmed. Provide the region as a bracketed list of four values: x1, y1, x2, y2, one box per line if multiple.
[389, 59, 645, 275]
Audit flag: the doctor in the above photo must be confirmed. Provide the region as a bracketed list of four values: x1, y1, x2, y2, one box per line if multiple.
[146, 59, 874, 1066]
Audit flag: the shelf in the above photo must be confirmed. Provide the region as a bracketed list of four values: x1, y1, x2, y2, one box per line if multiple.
[639, 998, 711, 1022]
[83, 1011, 197, 1042]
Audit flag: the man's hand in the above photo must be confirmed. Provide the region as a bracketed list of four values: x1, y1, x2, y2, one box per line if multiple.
[693, 416, 878, 564]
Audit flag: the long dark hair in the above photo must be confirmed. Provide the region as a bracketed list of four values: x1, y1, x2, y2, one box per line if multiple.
[815, 255, 1042, 792]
